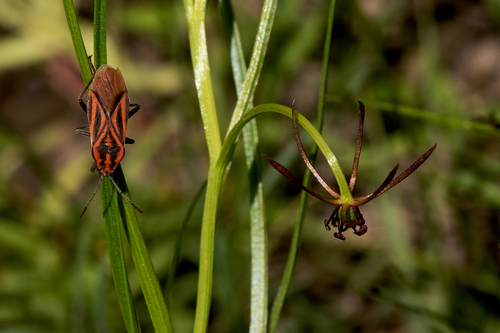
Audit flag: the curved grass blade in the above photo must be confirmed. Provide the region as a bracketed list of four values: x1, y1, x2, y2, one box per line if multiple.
[220, 105, 348, 219]
[269, 1, 337, 331]
[192, 103, 347, 333]
[220, 0, 277, 330]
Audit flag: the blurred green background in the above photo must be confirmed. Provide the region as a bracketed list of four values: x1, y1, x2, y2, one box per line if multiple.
[1, 0, 500, 332]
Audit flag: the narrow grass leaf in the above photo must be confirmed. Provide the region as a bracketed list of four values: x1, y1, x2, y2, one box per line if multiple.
[101, 176, 141, 333]
[93, 0, 107, 66]
[61, 0, 92, 82]
[220, 0, 274, 330]
[114, 167, 174, 333]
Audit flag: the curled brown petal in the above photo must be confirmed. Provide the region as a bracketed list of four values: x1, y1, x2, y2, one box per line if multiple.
[291, 103, 341, 199]
[353, 164, 399, 205]
[264, 155, 341, 205]
[375, 143, 437, 197]
[348, 101, 365, 192]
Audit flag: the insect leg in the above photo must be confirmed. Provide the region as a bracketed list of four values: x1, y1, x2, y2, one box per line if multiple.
[87, 56, 96, 74]
[75, 126, 134, 143]
[126, 102, 139, 143]
[128, 103, 141, 118]
[75, 125, 90, 137]
[79, 174, 103, 218]
[110, 175, 143, 213]
[77, 63, 98, 113]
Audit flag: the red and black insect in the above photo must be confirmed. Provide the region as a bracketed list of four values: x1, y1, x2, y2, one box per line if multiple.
[76, 61, 142, 218]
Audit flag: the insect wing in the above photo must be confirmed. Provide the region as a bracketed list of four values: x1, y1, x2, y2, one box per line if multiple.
[109, 91, 129, 147]
[101, 92, 129, 172]
[87, 89, 108, 146]
[91, 65, 128, 114]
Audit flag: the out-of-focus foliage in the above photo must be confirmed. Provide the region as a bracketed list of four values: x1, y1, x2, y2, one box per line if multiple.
[1, 0, 500, 332]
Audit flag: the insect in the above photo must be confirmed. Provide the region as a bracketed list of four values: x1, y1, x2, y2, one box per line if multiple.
[76, 61, 142, 218]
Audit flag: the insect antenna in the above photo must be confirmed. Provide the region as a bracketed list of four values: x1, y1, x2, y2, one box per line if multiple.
[110, 175, 143, 213]
[80, 175, 103, 218]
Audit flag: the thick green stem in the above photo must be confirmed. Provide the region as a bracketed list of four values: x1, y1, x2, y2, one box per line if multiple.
[182, 1, 223, 331]
[184, 0, 222, 164]
[193, 167, 224, 332]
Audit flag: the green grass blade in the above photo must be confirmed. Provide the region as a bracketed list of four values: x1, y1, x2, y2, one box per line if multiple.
[61, 0, 91, 82]
[64, 1, 141, 329]
[226, 0, 278, 131]
[246, 147, 268, 333]
[184, 1, 223, 331]
[113, 168, 175, 333]
[185, 0, 221, 164]
[101, 176, 142, 333]
[93, 0, 107, 66]
[362, 99, 500, 137]
[219, 0, 272, 331]
[194, 167, 223, 333]
[219, 0, 246, 96]
[269, 1, 336, 331]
